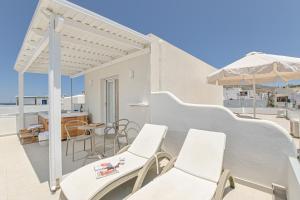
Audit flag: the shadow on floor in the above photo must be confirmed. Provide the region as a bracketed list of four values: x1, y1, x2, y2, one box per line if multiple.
[21, 129, 138, 184]
[21, 136, 116, 183]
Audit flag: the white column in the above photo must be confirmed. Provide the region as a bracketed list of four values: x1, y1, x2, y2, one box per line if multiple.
[48, 14, 63, 191]
[18, 72, 24, 130]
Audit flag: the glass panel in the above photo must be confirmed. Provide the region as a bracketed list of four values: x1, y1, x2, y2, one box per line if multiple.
[106, 80, 116, 124]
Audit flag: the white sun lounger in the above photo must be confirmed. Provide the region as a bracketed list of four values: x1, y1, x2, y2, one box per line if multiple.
[60, 124, 170, 200]
[126, 129, 234, 200]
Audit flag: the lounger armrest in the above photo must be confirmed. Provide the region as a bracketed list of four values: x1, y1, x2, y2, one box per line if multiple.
[160, 157, 177, 175]
[213, 169, 235, 200]
[59, 190, 67, 200]
[117, 145, 130, 154]
[131, 152, 172, 194]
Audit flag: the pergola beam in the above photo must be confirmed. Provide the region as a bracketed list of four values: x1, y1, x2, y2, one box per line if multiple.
[38, 53, 104, 66]
[33, 28, 122, 58]
[64, 17, 144, 50]
[72, 48, 150, 78]
[34, 60, 93, 69]
[60, 44, 113, 62]
[21, 30, 49, 73]
[31, 63, 90, 71]
[61, 34, 126, 57]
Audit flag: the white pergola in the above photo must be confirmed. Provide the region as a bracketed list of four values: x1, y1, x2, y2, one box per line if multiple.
[14, 0, 150, 191]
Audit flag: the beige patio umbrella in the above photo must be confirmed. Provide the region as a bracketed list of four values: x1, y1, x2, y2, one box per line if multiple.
[207, 52, 300, 118]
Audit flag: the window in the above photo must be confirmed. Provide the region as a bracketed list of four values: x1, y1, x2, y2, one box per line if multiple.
[239, 91, 248, 96]
[42, 99, 47, 105]
[277, 96, 289, 102]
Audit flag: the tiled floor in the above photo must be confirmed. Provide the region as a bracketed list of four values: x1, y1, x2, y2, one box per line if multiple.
[0, 133, 276, 200]
[0, 133, 124, 200]
[1, 114, 293, 200]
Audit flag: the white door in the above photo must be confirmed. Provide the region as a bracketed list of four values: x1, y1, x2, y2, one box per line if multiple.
[105, 78, 119, 124]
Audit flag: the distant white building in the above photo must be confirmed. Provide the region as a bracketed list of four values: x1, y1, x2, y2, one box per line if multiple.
[61, 94, 85, 112]
[223, 87, 268, 108]
[223, 87, 259, 100]
[15, 95, 85, 112]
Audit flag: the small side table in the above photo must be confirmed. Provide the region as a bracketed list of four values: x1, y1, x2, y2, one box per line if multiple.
[78, 123, 105, 160]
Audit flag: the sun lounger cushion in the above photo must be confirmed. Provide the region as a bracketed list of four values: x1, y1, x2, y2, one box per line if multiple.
[127, 124, 168, 159]
[60, 124, 168, 200]
[174, 129, 226, 183]
[128, 168, 217, 200]
[61, 151, 147, 200]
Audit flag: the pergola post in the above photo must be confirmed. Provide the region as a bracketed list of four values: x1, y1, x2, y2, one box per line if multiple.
[18, 72, 24, 130]
[48, 14, 63, 191]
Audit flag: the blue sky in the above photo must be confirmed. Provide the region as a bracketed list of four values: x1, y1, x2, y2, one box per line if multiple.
[0, 0, 300, 103]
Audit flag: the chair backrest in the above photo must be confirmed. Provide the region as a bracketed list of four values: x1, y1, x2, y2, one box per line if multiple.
[64, 120, 88, 139]
[113, 119, 130, 135]
[174, 129, 226, 183]
[128, 124, 168, 159]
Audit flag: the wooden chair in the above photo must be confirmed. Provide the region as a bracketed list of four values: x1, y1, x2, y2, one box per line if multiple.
[65, 120, 93, 161]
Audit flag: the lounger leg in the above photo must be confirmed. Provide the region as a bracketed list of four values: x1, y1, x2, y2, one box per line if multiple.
[229, 176, 235, 189]
[214, 169, 235, 200]
[59, 191, 67, 200]
[84, 139, 86, 151]
[131, 152, 173, 194]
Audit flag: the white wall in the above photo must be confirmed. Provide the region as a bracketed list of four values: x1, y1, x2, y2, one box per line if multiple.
[150, 91, 297, 188]
[84, 54, 151, 128]
[287, 157, 300, 200]
[149, 34, 223, 105]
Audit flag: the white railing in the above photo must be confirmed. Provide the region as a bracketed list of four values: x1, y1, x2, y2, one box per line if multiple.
[228, 107, 284, 115]
[150, 91, 297, 188]
[0, 113, 41, 136]
[0, 114, 18, 136]
[0, 105, 48, 136]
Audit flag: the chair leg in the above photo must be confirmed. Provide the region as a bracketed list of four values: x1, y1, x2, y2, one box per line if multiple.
[66, 140, 69, 156]
[90, 138, 92, 152]
[84, 139, 86, 151]
[72, 141, 75, 161]
[113, 136, 117, 155]
[117, 136, 121, 149]
[103, 135, 106, 154]
[125, 134, 129, 145]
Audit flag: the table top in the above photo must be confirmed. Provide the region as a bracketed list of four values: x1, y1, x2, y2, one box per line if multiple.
[78, 123, 106, 130]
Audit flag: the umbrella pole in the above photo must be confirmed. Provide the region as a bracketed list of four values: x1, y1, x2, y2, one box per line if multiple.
[253, 77, 256, 118]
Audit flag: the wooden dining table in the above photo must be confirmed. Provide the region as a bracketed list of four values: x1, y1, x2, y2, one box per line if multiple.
[78, 123, 106, 159]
